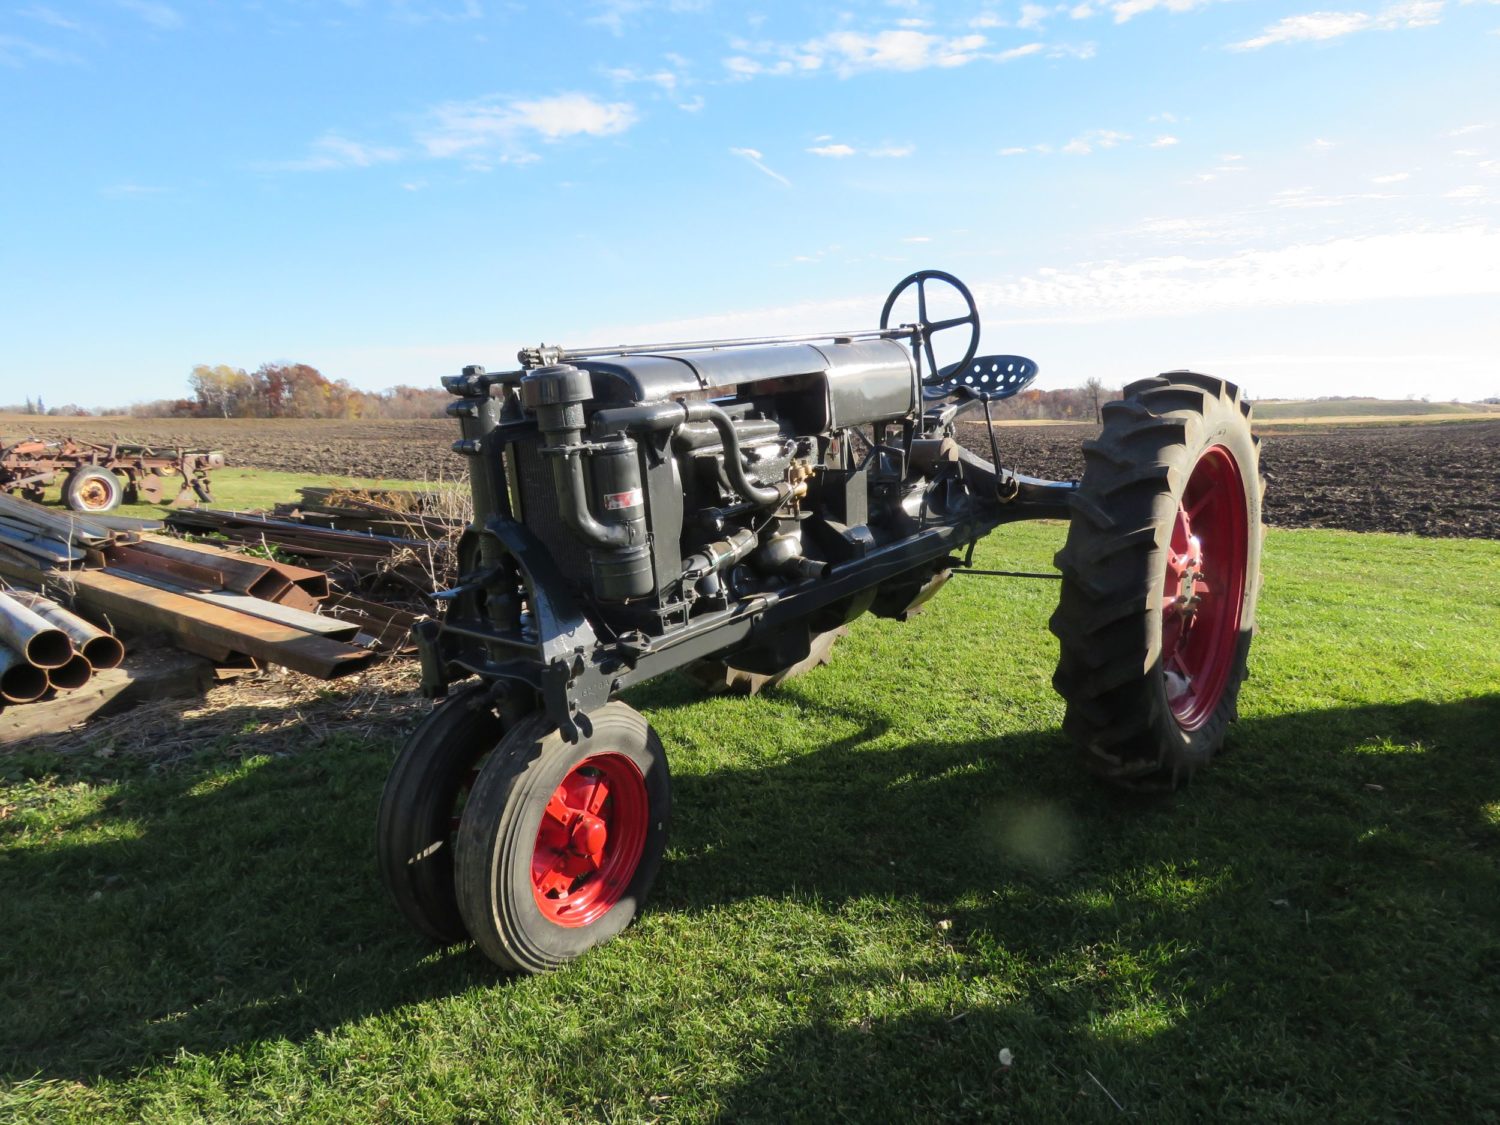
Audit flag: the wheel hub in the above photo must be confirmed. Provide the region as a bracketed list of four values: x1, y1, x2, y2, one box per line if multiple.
[531, 753, 649, 927]
[1160, 445, 1249, 731]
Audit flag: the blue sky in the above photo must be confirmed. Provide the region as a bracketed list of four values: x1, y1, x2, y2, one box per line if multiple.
[1, 0, 1497, 408]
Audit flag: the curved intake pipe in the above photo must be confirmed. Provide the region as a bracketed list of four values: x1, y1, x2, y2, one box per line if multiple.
[592, 400, 784, 509]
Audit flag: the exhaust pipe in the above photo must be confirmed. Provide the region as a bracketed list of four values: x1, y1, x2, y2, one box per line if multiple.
[0, 590, 72, 670]
[10, 592, 124, 670]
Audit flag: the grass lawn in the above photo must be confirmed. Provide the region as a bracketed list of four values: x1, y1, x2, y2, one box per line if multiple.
[20, 467, 430, 522]
[1, 523, 1497, 1122]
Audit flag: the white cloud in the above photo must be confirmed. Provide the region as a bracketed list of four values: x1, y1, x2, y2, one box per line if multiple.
[420, 93, 637, 160]
[903, 236, 931, 243]
[973, 227, 1500, 319]
[1062, 129, 1132, 154]
[1445, 185, 1487, 200]
[1110, 0, 1218, 24]
[1230, 0, 1443, 50]
[730, 146, 792, 187]
[115, 0, 182, 30]
[1017, 3, 1051, 29]
[807, 143, 857, 157]
[999, 146, 1030, 155]
[270, 133, 403, 172]
[0, 33, 80, 64]
[725, 25, 1050, 79]
[869, 143, 915, 157]
[1371, 171, 1411, 182]
[1446, 122, 1492, 136]
[605, 66, 678, 92]
[1150, 135, 1180, 147]
[18, 5, 83, 31]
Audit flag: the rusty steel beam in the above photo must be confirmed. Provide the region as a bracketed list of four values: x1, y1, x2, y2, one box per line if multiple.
[62, 569, 373, 680]
[130, 535, 329, 606]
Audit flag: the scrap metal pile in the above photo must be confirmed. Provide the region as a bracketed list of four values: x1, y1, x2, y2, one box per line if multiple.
[0, 489, 439, 711]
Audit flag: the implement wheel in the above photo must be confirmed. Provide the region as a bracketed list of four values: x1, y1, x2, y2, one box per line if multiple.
[685, 627, 845, 696]
[63, 467, 122, 513]
[376, 683, 507, 944]
[455, 702, 671, 973]
[1050, 371, 1264, 790]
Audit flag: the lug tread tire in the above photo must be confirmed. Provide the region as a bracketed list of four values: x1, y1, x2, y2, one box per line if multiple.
[1049, 372, 1264, 790]
[455, 702, 671, 973]
[376, 684, 506, 944]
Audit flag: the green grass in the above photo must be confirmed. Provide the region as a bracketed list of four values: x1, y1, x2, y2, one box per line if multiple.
[22, 467, 428, 522]
[2, 524, 1498, 1122]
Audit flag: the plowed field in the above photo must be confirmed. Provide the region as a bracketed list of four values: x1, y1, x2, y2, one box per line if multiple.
[6, 415, 1497, 539]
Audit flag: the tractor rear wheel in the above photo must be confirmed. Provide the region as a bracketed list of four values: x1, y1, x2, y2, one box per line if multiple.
[455, 702, 671, 973]
[376, 683, 507, 944]
[1050, 372, 1263, 790]
[63, 467, 123, 513]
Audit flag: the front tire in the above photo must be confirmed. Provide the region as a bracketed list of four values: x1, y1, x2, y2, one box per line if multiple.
[455, 702, 671, 973]
[376, 683, 507, 944]
[1050, 372, 1264, 789]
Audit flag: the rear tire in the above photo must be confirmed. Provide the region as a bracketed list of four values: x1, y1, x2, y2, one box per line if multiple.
[63, 467, 122, 513]
[1050, 372, 1264, 790]
[455, 702, 671, 973]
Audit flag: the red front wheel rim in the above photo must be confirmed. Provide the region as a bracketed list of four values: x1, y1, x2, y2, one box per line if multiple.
[1161, 444, 1249, 731]
[531, 753, 649, 928]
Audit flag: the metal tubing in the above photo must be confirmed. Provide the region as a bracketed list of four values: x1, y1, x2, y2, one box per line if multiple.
[0, 644, 47, 703]
[47, 653, 92, 692]
[10, 591, 125, 669]
[541, 325, 913, 362]
[592, 400, 783, 508]
[0, 590, 73, 669]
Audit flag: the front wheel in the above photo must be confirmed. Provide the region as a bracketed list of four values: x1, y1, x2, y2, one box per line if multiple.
[1050, 371, 1264, 790]
[64, 467, 123, 513]
[455, 702, 671, 972]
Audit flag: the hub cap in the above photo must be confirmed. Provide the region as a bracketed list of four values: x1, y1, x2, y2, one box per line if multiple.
[531, 753, 648, 927]
[1161, 445, 1249, 730]
[77, 478, 114, 509]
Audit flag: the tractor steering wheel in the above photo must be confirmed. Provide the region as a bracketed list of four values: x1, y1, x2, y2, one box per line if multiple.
[879, 270, 981, 387]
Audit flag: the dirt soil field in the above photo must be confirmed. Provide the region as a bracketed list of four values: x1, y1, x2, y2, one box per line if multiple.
[5, 414, 1498, 539]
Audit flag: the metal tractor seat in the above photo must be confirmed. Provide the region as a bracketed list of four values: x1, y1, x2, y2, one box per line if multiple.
[938, 355, 1039, 401]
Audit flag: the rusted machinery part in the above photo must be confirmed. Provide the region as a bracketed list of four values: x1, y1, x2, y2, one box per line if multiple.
[685, 627, 846, 696]
[0, 644, 48, 704]
[10, 590, 125, 670]
[0, 590, 73, 669]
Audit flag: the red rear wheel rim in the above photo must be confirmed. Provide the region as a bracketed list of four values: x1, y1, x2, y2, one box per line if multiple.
[531, 753, 649, 928]
[1161, 445, 1248, 731]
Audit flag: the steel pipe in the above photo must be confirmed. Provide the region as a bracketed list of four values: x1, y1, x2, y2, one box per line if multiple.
[47, 653, 92, 692]
[10, 591, 124, 670]
[0, 644, 47, 703]
[0, 590, 72, 669]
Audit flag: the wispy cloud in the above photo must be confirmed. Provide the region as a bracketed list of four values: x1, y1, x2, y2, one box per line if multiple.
[1150, 134, 1180, 147]
[0, 33, 80, 65]
[115, 0, 182, 30]
[268, 133, 403, 172]
[806, 140, 915, 158]
[420, 93, 637, 162]
[1229, 0, 1443, 50]
[726, 27, 1047, 79]
[730, 147, 791, 187]
[17, 5, 84, 32]
[1063, 128, 1132, 154]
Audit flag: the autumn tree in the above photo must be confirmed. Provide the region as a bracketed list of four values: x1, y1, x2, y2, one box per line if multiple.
[189, 364, 253, 417]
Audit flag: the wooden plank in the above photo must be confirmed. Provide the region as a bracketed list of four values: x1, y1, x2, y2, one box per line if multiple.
[0, 647, 216, 745]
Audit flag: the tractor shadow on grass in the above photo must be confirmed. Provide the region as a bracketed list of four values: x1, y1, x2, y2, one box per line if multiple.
[0, 688, 1496, 1108]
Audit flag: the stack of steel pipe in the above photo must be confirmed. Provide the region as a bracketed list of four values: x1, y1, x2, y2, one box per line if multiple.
[0, 588, 124, 704]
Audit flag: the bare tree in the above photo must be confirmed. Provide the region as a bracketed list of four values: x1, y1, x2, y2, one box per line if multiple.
[1084, 377, 1105, 424]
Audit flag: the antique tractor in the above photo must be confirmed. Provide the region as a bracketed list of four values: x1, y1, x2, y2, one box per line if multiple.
[379, 270, 1264, 973]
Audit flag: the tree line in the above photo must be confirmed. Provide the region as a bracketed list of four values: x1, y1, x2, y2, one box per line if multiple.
[4, 364, 1119, 423]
